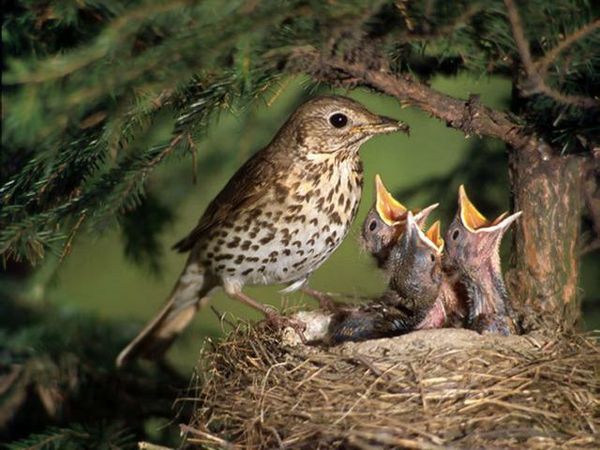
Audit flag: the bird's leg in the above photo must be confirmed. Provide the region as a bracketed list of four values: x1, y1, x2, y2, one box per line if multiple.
[228, 290, 307, 339]
[300, 286, 343, 311]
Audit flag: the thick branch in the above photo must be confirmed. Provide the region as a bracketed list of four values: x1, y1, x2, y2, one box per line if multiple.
[504, 0, 600, 109]
[507, 149, 585, 330]
[295, 52, 542, 151]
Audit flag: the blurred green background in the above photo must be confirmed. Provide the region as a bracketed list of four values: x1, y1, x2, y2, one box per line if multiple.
[40, 75, 600, 371]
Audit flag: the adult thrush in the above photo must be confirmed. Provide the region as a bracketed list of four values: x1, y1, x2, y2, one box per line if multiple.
[327, 212, 444, 344]
[444, 185, 521, 335]
[116, 95, 408, 366]
[361, 174, 438, 269]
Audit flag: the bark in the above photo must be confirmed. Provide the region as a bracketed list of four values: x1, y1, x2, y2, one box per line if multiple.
[507, 145, 586, 331]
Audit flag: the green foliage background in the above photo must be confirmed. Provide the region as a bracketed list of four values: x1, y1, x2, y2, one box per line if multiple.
[2, 0, 599, 447]
[42, 77, 600, 369]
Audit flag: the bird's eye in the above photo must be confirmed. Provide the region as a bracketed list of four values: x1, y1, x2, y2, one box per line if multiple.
[430, 253, 435, 262]
[369, 220, 378, 231]
[452, 230, 460, 240]
[329, 113, 348, 128]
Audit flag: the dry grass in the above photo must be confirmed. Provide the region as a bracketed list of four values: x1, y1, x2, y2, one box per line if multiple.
[183, 318, 599, 449]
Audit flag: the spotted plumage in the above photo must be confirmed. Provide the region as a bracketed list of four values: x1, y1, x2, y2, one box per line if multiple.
[117, 95, 408, 366]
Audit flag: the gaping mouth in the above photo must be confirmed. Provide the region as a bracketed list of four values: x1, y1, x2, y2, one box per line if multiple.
[406, 212, 444, 254]
[375, 174, 408, 226]
[458, 185, 492, 232]
[458, 185, 523, 233]
[425, 220, 444, 252]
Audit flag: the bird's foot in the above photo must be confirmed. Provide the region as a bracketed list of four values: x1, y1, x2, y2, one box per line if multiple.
[265, 311, 307, 343]
[301, 286, 344, 312]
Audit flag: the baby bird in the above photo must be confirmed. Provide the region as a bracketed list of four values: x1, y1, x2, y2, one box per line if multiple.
[413, 221, 466, 330]
[326, 212, 444, 344]
[361, 174, 438, 269]
[444, 185, 521, 335]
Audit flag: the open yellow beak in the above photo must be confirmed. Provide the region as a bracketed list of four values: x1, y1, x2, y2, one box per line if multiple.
[426, 220, 444, 252]
[458, 185, 491, 232]
[375, 174, 408, 226]
[406, 212, 443, 254]
[458, 185, 519, 233]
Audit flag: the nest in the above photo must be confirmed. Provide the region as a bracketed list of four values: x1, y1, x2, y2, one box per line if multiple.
[183, 311, 599, 449]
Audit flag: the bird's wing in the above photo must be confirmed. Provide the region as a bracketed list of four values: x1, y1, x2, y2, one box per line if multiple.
[326, 294, 417, 345]
[173, 148, 287, 253]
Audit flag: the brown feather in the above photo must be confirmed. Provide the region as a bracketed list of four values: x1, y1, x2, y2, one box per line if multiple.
[173, 147, 291, 252]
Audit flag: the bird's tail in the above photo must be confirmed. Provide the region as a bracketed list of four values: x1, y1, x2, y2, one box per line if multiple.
[116, 262, 215, 367]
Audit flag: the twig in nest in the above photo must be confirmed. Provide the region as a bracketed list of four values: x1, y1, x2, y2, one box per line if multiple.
[504, 0, 599, 109]
[180, 424, 235, 450]
[210, 305, 236, 329]
[347, 353, 384, 377]
[187, 326, 600, 449]
[138, 442, 173, 450]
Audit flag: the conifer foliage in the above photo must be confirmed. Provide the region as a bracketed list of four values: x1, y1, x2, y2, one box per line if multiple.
[2, 0, 598, 266]
[2, 0, 599, 447]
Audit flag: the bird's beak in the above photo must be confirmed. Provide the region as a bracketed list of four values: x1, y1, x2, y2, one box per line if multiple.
[406, 211, 441, 253]
[360, 116, 410, 135]
[414, 203, 439, 228]
[458, 184, 522, 235]
[458, 185, 490, 232]
[375, 174, 407, 226]
[425, 221, 444, 252]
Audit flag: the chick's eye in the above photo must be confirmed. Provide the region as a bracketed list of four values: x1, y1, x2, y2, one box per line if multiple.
[329, 113, 348, 128]
[369, 220, 378, 231]
[452, 230, 460, 240]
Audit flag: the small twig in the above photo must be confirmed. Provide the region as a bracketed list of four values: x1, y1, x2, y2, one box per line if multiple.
[536, 19, 600, 75]
[266, 77, 290, 107]
[349, 354, 383, 377]
[504, 0, 599, 109]
[138, 442, 173, 450]
[504, 0, 536, 75]
[409, 3, 482, 41]
[210, 305, 237, 329]
[186, 132, 198, 185]
[180, 424, 235, 449]
[59, 211, 87, 263]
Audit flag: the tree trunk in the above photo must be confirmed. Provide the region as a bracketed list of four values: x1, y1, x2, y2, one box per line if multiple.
[507, 145, 585, 331]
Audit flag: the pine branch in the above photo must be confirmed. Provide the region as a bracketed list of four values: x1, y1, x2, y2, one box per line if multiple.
[535, 18, 600, 76]
[503, 0, 600, 109]
[3, 1, 190, 85]
[3, 0, 598, 265]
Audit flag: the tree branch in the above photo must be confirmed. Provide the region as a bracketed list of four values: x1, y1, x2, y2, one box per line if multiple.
[536, 19, 600, 76]
[504, 0, 600, 110]
[292, 49, 545, 152]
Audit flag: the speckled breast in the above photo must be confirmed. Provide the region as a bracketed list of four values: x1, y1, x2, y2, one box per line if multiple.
[202, 153, 363, 288]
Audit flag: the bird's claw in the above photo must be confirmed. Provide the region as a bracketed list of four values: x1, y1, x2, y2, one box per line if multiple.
[266, 312, 307, 343]
[301, 287, 344, 312]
